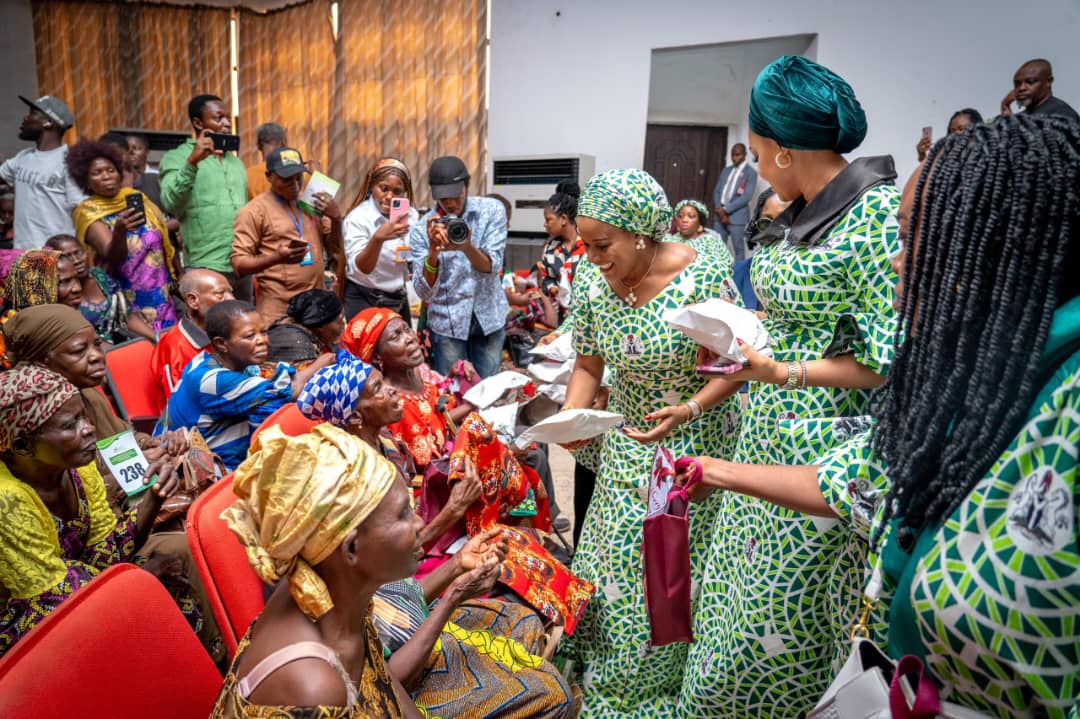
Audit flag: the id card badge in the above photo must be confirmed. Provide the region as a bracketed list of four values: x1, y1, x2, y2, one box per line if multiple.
[300, 244, 314, 266]
[393, 244, 410, 263]
[96, 430, 153, 496]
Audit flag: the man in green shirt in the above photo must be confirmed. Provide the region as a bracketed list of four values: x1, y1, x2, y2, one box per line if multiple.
[160, 94, 250, 300]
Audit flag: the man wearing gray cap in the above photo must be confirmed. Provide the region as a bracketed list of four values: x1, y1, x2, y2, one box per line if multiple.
[409, 155, 509, 378]
[0, 95, 85, 249]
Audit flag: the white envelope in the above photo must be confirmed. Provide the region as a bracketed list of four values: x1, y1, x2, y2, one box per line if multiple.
[513, 409, 623, 448]
[665, 298, 773, 365]
[479, 402, 519, 440]
[463, 370, 530, 409]
[527, 358, 574, 385]
[537, 382, 567, 403]
[529, 331, 576, 363]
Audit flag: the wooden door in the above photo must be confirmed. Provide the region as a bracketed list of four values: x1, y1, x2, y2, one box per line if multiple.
[643, 124, 727, 213]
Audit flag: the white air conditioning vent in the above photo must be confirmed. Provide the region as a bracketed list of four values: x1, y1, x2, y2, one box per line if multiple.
[491, 154, 595, 236]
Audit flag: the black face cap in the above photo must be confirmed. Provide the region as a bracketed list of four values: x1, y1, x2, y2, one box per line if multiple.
[428, 155, 469, 199]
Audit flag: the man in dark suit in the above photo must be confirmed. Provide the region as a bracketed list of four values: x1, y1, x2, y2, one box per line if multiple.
[712, 143, 757, 262]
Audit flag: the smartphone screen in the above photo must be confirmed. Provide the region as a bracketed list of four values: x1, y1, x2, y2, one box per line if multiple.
[389, 197, 410, 223]
[921, 126, 933, 140]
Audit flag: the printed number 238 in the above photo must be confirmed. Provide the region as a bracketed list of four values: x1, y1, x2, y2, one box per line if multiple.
[119, 463, 146, 484]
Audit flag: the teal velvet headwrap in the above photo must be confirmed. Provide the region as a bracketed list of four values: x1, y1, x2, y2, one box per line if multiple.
[748, 55, 867, 154]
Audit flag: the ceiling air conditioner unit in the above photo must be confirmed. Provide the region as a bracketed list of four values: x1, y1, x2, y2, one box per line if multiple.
[491, 154, 595, 236]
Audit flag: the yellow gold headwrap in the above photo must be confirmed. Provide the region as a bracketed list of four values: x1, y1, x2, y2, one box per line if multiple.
[222, 423, 397, 621]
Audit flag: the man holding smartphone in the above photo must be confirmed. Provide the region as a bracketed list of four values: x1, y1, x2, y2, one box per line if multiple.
[231, 147, 343, 326]
[409, 155, 508, 378]
[159, 94, 250, 299]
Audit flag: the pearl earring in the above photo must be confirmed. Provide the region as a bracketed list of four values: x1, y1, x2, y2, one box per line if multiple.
[635, 236, 647, 251]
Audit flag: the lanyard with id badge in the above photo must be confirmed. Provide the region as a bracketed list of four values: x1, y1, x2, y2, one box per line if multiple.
[96, 430, 155, 495]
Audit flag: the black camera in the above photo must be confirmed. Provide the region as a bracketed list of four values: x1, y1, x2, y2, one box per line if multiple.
[435, 216, 470, 245]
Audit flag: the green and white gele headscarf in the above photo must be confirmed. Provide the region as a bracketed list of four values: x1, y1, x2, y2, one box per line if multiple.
[674, 199, 710, 226]
[577, 169, 672, 240]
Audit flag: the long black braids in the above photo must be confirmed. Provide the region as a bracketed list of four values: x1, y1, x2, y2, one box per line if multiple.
[873, 114, 1080, 537]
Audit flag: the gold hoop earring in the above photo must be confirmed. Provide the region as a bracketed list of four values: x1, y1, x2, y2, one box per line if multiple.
[774, 151, 792, 170]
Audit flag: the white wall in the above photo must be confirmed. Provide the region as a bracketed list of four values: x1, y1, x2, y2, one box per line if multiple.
[489, 0, 1080, 187]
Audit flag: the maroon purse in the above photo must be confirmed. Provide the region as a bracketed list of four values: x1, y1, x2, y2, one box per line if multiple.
[641, 448, 702, 646]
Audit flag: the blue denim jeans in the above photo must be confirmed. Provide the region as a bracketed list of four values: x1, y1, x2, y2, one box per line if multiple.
[429, 314, 506, 378]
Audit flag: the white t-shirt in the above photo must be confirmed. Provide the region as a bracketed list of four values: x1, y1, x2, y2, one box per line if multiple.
[0, 145, 85, 250]
[342, 195, 419, 293]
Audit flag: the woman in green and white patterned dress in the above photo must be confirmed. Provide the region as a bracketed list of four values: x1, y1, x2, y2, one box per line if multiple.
[558, 169, 743, 719]
[683, 115, 1080, 719]
[678, 56, 902, 718]
[665, 199, 734, 273]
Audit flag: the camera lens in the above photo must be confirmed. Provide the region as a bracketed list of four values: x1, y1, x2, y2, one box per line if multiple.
[447, 218, 469, 244]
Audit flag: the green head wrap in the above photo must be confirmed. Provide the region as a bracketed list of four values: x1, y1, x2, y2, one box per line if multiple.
[674, 199, 710, 225]
[748, 55, 867, 154]
[577, 169, 671, 240]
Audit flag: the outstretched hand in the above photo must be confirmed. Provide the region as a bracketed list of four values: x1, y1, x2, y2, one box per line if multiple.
[621, 405, 689, 444]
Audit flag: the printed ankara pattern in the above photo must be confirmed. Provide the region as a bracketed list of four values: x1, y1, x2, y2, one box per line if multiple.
[680, 184, 901, 718]
[907, 366, 1080, 718]
[561, 251, 742, 719]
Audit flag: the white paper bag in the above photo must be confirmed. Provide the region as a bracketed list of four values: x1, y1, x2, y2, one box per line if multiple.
[529, 331, 575, 363]
[665, 298, 773, 365]
[463, 370, 530, 409]
[513, 409, 623, 448]
[479, 402, 519, 440]
[527, 358, 574, 385]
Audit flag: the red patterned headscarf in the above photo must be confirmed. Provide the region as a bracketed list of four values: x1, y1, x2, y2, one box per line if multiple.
[0, 364, 79, 453]
[341, 307, 398, 362]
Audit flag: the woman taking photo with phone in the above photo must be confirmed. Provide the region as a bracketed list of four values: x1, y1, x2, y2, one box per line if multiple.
[342, 159, 419, 321]
[67, 138, 178, 335]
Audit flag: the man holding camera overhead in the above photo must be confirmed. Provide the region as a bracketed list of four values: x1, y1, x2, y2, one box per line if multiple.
[410, 155, 508, 378]
[160, 94, 250, 300]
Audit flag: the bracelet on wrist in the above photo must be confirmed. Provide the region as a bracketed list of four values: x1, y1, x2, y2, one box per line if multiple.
[686, 398, 703, 421]
[782, 361, 799, 390]
[798, 359, 808, 389]
[423, 257, 439, 274]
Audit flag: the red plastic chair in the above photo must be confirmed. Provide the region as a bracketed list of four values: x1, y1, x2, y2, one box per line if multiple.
[250, 403, 321, 447]
[104, 338, 164, 432]
[0, 564, 221, 719]
[185, 473, 265, 657]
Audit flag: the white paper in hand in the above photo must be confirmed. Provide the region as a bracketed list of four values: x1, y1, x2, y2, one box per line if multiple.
[298, 171, 341, 216]
[665, 298, 772, 364]
[514, 409, 623, 448]
[463, 370, 530, 409]
[527, 358, 573, 385]
[529, 331, 575, 363]
[479, 402, 519, 440]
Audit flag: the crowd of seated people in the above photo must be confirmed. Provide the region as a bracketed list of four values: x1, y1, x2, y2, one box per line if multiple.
[0, 51, 1078, 719]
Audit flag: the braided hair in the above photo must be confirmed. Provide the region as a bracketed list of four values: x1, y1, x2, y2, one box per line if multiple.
[873, 114, 1080, 535]
[546, 180, 580, 222]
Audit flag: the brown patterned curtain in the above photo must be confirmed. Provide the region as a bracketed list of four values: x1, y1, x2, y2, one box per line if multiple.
[32, 0, 231, 139]
[239, 0, 488, 208]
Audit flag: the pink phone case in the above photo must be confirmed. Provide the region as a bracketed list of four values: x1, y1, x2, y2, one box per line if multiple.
[389, 198, 410, 223]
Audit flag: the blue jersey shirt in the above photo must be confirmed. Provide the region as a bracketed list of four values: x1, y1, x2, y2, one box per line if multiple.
[156, 352, 294, 470]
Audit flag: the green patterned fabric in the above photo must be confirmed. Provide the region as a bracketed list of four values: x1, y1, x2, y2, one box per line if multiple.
[748, 55, 867, 154]
[663, 232, 733, 279]
[813, 296, 1080, 719]
[560, 252, 743, 718]
[679, 184, 901, 718]
[577, 169, 672, 240]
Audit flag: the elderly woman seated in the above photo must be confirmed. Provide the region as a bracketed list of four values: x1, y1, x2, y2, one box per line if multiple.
[211, 424, 427, 718]
[2, 303, 225, 660]
[296, 355, 577, 719]
[0, 364, 184, 655]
